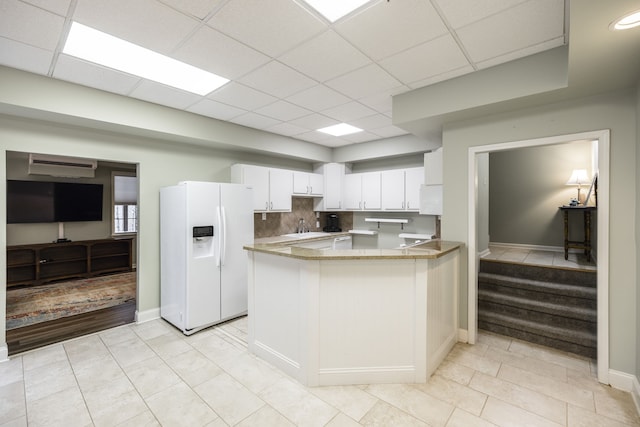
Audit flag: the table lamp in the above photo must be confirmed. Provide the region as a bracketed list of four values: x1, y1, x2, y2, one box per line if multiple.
[566, 169, 590, 204]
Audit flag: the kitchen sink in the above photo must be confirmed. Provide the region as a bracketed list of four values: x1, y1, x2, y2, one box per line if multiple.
[282, 232, 331, 239]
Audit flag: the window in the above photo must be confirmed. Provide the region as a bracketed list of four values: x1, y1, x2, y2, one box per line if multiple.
[112, 172, 138, 235]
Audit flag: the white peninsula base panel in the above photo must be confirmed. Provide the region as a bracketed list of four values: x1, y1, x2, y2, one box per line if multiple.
[247, 249, 459, 386]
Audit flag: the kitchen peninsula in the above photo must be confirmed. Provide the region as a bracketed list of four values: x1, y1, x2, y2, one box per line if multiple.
[244, 235, 461, 387]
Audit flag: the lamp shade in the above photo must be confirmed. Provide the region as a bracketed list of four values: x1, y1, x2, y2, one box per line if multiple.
[566, 169, 590, 186]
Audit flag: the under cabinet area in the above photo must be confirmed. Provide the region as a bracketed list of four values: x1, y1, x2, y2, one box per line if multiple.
[6, 238, 133, 287]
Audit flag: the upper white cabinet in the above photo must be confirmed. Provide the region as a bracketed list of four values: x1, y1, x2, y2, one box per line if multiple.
[344, 172, 381, 210]
[231, 164, 293, 212]
[381, 168, 424, 211]
[424, 148, 443, 185]
[314, 163, 345, 211]
[293, 171, 323, 196]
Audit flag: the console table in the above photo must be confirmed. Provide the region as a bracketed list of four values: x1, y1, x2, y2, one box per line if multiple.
[7, 238, 133, 288]
[559, 206, 596, 263]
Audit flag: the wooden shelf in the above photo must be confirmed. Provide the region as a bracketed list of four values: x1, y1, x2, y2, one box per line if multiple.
[6, 238, 133, 288]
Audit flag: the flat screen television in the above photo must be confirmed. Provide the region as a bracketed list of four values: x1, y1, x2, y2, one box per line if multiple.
[7, 180, 104, 224]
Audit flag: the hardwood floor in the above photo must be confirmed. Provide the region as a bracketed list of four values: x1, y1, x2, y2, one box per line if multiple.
[6, 300, 136, 355]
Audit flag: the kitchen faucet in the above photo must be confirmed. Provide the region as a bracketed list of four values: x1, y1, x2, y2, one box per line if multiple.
[297, 218, 308, 233]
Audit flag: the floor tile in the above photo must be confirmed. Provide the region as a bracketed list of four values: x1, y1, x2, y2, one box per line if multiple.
[216, 352, 285, 394]
[324, 412, 362, 427]
[145, 332, 192, 359]
[359, 400, 428, 426]
[82, 375, 148, 427]
[145, 382, 219, 426]
[446, 346, 501, 376]
[63, 334, 110, 365]
[124, 355, 183, 398]
[236, 405, 296, 426]
[72, 354, 127, 393]
[113, 410, 161, 427]
[435, 359, 477, 385]
[99, 324, 138, 347]
[508, 339, 591, 373]
[481, 396, 563, 427]
[26, 385, 92, 427]
[0, 357, 23, 388]
[416, 374, 488, 416]
[477, 332, 512, 351]
[0, 380, 26, 425]
[446, 408, 498, 427]
[0, 415, 28, 427]
[23, 359, 77, 402]
[21, 344, 67, 371]
[593, 386, 640, 425]
[163, 348, 224, 388]
[107, 335, 156, 368]
[568, 404, 633, 427]
[470, 372, 566, 425]
[309, 385, 378, 422]
[365, 383, 454, 426]
[260, 377, 339, 427]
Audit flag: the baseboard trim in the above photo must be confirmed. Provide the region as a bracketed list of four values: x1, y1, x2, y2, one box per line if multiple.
[0, 343, 8, 362]
[458, 329, 468, 343]
[135, 308, 160, 324]
[632, 375, 640, 417]
[608, 369, 635, 392]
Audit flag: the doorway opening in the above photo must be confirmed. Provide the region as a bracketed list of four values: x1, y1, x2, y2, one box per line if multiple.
[467, 130, 610, 384]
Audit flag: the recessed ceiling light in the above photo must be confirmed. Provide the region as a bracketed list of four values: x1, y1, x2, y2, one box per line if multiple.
[318, 123, 363, 136]
[63, 22, 229, 95]
[609, 9, 640, 31]
[301, 0, 375, 23]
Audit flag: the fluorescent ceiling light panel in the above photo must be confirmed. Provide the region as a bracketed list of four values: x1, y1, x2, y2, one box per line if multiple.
[318, 123, 363, 136]
[302, 0, 374, 22]
[63, 22, 229, 95]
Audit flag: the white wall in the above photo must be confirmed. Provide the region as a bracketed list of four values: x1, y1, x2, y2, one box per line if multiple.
[442, 89, 637, 374]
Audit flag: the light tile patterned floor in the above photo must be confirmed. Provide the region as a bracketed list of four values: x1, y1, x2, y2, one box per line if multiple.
[483, 245, 597, 271]
[1, 316, 638, 426]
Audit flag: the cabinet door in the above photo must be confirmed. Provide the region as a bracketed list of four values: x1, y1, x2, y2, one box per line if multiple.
[381, 170, 405, 210]
[404, 167, 424, 211]
[242, 166, 270, 211]
[321, 163, 343, 209]
[361, 172, 381, 210]
[425, 148, 443, 185]
[292, 171, 309, 195]
[308, 173, 324, 196]
[269, 168, 293, 211]
[343, 174, 362, 210]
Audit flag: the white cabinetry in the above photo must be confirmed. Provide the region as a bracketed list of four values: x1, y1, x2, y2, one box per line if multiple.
[314, 163, 345, 210]
[293, 171, 323, 196]
[344, 172, 381, 210]
[231, 164, 292, 212]
[381, 168, 424, 211]
[424, 148, 443, 185]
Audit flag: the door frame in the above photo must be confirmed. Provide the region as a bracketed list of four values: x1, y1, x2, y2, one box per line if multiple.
[466, 129, 610, 384]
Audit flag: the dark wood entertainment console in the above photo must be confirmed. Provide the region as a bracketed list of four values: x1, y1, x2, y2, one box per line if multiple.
[7, 238, 133, 288]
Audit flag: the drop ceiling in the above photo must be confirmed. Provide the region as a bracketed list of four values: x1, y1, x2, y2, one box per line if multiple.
[0, 0, 566, 147]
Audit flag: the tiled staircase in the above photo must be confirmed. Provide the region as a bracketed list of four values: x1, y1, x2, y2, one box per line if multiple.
[478, 259, 597, 359]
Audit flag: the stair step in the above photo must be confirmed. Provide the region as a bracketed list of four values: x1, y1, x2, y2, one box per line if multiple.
[478, 289, 596, 322]
[480, 259, 596, 287]
[479, 272, 596, 300]
[478, 311, 596, 350]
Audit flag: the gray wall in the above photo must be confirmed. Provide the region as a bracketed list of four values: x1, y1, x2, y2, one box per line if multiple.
[442, 89, 637, 374]
[489, 140, 593, 247]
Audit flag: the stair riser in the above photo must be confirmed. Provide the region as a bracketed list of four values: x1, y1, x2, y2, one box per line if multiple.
[478, 300, 596, 332]
[480, 260, 596, 287]
[479, 281, 596, 310]
[479, 321, 596, 359]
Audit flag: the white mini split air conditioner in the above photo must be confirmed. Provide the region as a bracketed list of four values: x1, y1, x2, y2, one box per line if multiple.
[28, 154, 98, 178]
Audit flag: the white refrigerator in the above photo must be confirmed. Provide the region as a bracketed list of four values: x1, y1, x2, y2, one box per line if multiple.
[160, 181, 253, 335]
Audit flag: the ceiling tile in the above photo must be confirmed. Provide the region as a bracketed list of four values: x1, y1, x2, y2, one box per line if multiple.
[336, 0, 448, 60]
[286, 85, 351, 112]
[0, 37, 53, 74]
[326, 63, 402, 100]
[407, 65, 474, 90]
[380, 34, 470, 85]
[288, 113, 339, 131]
[187, 98, 247, 121]
[159, 0, 225, 20]
[278, 30, 371, 82]
[230, 112, 281, 129]
[476, 37, 564, 70]
[433, 0, 528, 29]
[130, 80, 202, 109]
[340, 131, 379, 143]
[208, 0, 327, 57]
[321, 101, 377, 122]
[457, 0, 565, 63]
[370, 125, 408, 138]
[358, 85, 408, 114]
[73, 0, 199, 55]
[53, 54, 141, 94]
[254, 100, 312, 121]
[207, 82, 276, 110]
[350, 114, 392, 130]
[295, 131, 333, 143]
[0, 0, 65, 50]
[239, 61, 317, 98]
[22, 0, 72, 16]
[173, 26, 270, 79]
[265, 122, 308, 137]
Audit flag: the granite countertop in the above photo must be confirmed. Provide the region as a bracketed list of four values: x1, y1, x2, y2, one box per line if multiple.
[244, 234, 461, 260]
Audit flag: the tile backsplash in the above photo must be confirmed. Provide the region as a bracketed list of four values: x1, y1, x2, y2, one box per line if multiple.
[253, 197, 353, 238]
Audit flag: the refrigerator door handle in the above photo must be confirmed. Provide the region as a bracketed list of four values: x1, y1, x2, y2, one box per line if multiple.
[220, 206, 227, 266]
[216, 206, 222, 267]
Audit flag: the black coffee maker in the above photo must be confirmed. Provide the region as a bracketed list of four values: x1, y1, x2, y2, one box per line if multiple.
[323, 214, 341, 232]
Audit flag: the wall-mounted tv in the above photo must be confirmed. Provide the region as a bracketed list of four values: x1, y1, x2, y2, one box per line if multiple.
[7, 180, 104, 224]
